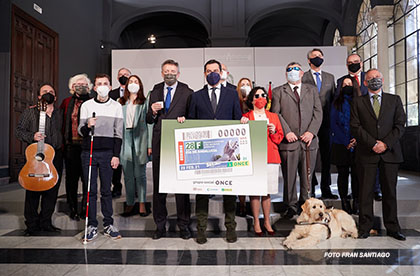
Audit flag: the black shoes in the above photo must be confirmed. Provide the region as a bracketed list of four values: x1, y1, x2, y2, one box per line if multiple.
[226, 229, 237, 243]
[152, 229, 166, 240]
[284, 208, 297, 219]
[180, 229, 192, 240]
[23, 227, 40, 236]
[112, 189, 122, 198]
[358, 232, 370, 239]
[196, 230, 207, 244]
[387, 231, 406, 241]
[374, 192, 383, 201]
[341, 199, 352, 214]
[69, 210, 80, 221]
[41, 225, 61, 232]
[321, 192, 339, 199]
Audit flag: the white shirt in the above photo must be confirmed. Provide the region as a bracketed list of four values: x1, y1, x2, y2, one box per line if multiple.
[369, 90, 382, 107]
[125, 100, 136, 128]
[164, 81, 178, 103]
[288, 82, 302, 97]
[350, 72, 362, 85]
[311, 69, 322, 84]
[119, 87, 124, 98]
[207, 84, 222, 104]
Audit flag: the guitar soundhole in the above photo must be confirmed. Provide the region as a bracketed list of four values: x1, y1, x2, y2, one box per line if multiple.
[35, 152, 45, 161]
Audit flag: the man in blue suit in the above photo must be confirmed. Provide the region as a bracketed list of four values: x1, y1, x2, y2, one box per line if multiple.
[188, 59, 242, 244]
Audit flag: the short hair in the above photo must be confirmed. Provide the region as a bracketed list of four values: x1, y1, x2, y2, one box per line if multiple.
[38, 83, 55, 95]
[161, 59, 179, 71]
[246, 86, 268, 110]
[117, 67, 131, 75]
[366, 68, 383, 78]
[204, 59, 222, 72]
[68, 73, 92, 94]
[347, 53, 362, 62]
[307, 48, 324, 59]
[286, 62, 302, 70]
[94, 73, 111, 84]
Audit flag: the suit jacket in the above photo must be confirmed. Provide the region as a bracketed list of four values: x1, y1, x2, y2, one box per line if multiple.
[188, 85, 242, 120]
[350, 92, 405, 164]
[242, 110, 284, 163]
[146, 81, 193, 154]
[109, 87, 122, 101]
[270, 83, 323, 151]
[336, 72, 368, 97]
[302, 70, 335, 130]
[224, 82, 237, 91]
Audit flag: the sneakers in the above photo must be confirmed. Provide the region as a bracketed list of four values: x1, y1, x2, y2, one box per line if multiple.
[85, 226, 98, 242]
[104, 224, 122, 240]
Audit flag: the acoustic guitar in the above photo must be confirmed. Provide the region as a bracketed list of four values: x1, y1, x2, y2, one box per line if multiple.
[18, 100, 58, 191]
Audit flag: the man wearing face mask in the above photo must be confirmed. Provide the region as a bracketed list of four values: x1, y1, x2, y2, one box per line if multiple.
[146, 59, 194, 240]
[109, 68, 131, 198]
[350, 68, 406, 241]
[188, 59, 242, 244]
[302, 48, 337, 199]
[271, 62, 322, 219]
[60, 74, 92, 221]
[221, 63, 237, 90]
[78, 74, 123, 241]
[16, 84, 63, 235]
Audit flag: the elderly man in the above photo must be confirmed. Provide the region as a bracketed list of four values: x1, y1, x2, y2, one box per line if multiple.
[271, 62, 322, 219]
[302, 48, 337, 199]
[350, 68, 406, 241]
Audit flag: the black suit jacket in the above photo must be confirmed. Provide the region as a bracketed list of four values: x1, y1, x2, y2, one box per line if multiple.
[224, 82, 237, 91]
[350, 92, 405, 164]
[109, 87, 122, 101]
[336, 72, 368, 97]
[146, 81, 193, 154]
[188, 85, 242, 120]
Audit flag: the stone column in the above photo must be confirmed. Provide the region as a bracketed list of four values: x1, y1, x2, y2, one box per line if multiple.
[340, 36, 357, 54]
[370, 5, 394, 92]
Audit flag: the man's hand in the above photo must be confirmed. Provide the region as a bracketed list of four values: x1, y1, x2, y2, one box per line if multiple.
[33, 132, 46, 141]
[285, 132, 298, 143]
[177, 116, 186, 123]
[240, 117, 249, 124]
[111, 157, 119, 169]
[300, 132, 314, 146]
[373, 140, 387, 153]
[267, 123, 276, 134]
[148, 148, 152, 156]
[151, 102, 163, 115]
[88, 117, 97, 128]
[347, 138, 357, 150]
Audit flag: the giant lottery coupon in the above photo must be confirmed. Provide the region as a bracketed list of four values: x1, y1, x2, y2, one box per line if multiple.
[174, 124, 253, 180]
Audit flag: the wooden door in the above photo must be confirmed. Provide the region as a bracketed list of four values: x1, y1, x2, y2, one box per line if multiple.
[10, 5, 58, 181]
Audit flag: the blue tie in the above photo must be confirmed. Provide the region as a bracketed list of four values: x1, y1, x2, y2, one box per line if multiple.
[315, 72, 322, 92]
[165, 87, 172, 113]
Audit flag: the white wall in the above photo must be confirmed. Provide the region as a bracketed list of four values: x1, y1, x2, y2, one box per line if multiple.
[112, 46, 348, 94]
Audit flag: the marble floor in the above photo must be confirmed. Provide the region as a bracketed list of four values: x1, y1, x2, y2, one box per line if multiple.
[0, 170, 420, 275]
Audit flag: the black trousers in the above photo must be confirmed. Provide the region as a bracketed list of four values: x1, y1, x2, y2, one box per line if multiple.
[311, 126, 332, 194]
[336, 164, 358, 201]
[112, 164, 122, 192]
[152, 153, 191, 231]
[358, 160, 400, 233]
[24, 149, 63, 230]
[64, 144, 86, 212]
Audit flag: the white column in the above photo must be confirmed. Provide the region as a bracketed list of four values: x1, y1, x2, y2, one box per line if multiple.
[370, 5, 394, 92]
[340, 36, 357, 54]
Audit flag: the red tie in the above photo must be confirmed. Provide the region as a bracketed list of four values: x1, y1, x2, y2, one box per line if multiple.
[354, 74, 360, 86]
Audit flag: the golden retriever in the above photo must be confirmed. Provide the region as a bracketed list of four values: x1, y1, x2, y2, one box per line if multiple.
[283, 198, 358, 249]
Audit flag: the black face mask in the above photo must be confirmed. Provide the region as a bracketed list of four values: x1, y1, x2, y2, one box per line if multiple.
[41, 93, 55, 104]
[342, 86, 353, 95]
[78, 93, 90, 101]
[309, 56, 324, 67]
[348, 63, 361, 73]
[118, 75, 128, 85]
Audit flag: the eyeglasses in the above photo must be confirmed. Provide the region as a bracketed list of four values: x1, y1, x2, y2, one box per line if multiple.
[254, 93, 267, 99]
[286, 67, 301, 72]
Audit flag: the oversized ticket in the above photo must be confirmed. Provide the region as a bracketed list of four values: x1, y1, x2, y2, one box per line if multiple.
[174, 124, 253, 180]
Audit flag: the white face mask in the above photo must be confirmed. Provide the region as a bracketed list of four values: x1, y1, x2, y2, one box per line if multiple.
[221, 70, 228, 80]
[127, 83, 140, 94]
[287, 70, 301, 83]
[240, 85, 251, 96]
[96, 85, 110, 98]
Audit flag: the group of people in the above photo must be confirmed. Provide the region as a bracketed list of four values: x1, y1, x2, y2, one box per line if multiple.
[16, 48, 406, 243]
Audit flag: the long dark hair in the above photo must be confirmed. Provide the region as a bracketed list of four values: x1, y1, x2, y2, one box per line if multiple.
[333, 76, 361, 111]
[246, 86, 267, 110]
[119, 75, 146, 105]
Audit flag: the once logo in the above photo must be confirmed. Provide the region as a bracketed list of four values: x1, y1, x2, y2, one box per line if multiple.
[215, 180, 232, 185]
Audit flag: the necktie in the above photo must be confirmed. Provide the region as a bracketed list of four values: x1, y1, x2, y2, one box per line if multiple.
[293, 86, 301, 130]
[165, 87, 172, 113]
[354, 74, 360, 86]
[372, 94, 380, 118]
[211, 87, 217, 113]
[314, 72, 322, 92]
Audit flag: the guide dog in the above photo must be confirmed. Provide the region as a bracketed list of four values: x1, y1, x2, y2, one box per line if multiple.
[283, 198, 358, 249]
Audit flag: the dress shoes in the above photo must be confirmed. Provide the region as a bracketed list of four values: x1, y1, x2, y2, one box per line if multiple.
[120, 205, 135, 217]
[284, 208, 297, 219]
[226, 229, 237, 243]
[180, 228, 192, 240]
[152, 229, 166, 240]
[321, 192, 339, 200]
[254, 231, 264, 237]
[139, 212, 150, 217]
[196, 230, 207, 244]
[69, 210, 80, 221]
[387, 231, 406, 241]
[374, 192, 383, 201]
[358, 232, 370, 239]
[41, 225, 61, 232]
[23, 228, 40, 236]
[112, 190, 122, 198]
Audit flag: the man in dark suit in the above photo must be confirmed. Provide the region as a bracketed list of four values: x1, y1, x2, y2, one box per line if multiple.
[146, 59, 193, 240]
[109, 67, 131, 198]
[188, 59, 242, 244]
[271, 62, 323, 219]
[221, 63, 237, 90]
[350, 68, 406, 241]
[302, 48, 337, 199]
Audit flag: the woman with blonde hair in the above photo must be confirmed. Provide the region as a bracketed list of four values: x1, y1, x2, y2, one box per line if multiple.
[236, 77, 253, 113]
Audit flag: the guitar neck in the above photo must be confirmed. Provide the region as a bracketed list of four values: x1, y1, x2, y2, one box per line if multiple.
[37, 111, 46, 152]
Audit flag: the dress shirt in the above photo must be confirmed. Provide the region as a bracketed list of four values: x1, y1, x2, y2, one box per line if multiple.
[369, 90, 383, 107]
[119, 87, 124, 98]
[207, 84, 222, 104]
[164, 81, 178, 104]
[288, 82, 302, 97]
[311, 69, 322, 83]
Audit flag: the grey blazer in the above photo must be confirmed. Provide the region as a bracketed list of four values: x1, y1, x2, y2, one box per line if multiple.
[270, 83, 323, 151]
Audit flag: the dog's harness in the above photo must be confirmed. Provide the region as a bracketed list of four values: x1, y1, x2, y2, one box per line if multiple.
[297, 210, 332, 239]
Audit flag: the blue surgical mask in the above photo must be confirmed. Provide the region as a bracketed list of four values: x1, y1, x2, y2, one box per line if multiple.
[206, 72, 221, 86]
[287, 70, 300, 83]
